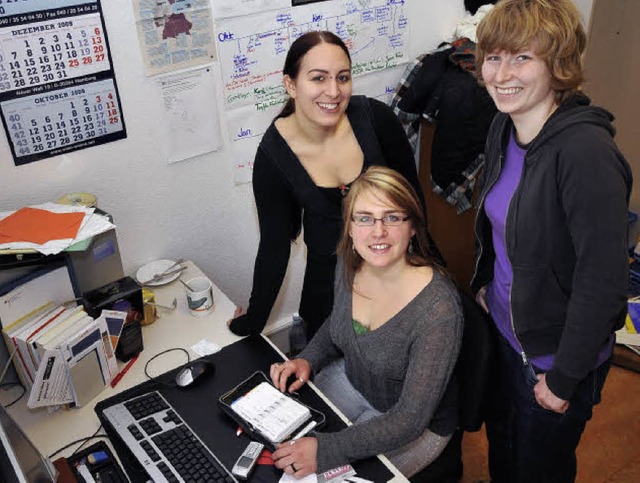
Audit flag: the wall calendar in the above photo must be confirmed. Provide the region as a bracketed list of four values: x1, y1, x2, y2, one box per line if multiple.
[0, 0, 126, 166]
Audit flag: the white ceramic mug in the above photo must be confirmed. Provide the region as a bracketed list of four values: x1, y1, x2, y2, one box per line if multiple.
[185, 277, 214, 317]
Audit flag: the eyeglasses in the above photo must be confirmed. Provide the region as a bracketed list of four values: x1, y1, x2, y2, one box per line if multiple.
[351, 214, 409, 227]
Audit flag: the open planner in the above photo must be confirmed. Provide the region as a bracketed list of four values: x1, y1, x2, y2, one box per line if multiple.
[219, 371, 326, 449]
[231, 381, 310, 443]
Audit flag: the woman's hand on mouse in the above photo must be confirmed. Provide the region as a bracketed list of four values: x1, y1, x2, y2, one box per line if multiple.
[270, 358, 311, 393]
[226, 306, 246, 327]
[273, 437, 318, 478]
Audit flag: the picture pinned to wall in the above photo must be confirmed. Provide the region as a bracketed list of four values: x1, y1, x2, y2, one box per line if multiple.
[0, 0, 127, 166]
[132, 0, 216, 76]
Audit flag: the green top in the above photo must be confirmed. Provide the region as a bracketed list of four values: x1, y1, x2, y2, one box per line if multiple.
[352, 318, 369, 335]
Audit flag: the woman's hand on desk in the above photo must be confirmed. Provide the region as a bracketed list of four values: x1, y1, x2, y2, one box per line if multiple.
[226, 306, 246, 327]
[270, 358, 311, 393]
[273, 436, 318, 478]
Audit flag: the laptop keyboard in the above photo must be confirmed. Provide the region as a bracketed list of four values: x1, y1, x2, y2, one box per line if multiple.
[102, 391, 236, 482]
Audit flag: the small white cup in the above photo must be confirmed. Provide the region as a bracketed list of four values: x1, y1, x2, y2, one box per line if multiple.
[185, 277, 214, 317]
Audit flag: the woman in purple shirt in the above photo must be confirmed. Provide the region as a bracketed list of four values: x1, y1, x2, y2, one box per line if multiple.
[472, 1, 632, 482]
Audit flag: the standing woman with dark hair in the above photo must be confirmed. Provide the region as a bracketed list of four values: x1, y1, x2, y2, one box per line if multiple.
[228, 31, 430, 338]
[472, 1, 632, 481]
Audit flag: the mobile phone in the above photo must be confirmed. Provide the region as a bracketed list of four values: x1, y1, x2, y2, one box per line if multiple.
[231, 441, 264, 480]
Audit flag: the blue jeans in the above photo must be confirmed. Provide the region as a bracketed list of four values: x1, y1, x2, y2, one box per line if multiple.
[486, 333, 611, 483]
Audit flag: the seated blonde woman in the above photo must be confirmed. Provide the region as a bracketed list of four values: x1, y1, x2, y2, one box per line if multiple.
[269, 166, 463, 478]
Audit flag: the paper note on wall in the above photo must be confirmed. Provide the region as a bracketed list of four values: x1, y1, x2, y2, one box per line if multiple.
[353, 65, 406, 104]
[212, 0, 289, 20]
[216, 0, 411, 110]
[159, 66, 223, 163]
[227, 102, 284, 184]
[216, 0, 412, 181]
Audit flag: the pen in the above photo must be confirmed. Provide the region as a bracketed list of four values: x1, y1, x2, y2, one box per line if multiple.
[110, 355, 139, 388]
[290, 420, 317, 442]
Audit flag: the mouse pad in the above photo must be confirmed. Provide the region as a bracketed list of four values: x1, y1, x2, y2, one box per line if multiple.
[95, 335, 393, 482]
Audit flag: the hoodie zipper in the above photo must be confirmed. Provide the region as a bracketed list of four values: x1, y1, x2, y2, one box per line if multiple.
[506, 151, 528, 366]
[474, 149, 529, 366]
[472, 153, 502, 288]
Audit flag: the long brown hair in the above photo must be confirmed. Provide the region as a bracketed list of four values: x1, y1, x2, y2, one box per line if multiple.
[337, 166, 437, 287]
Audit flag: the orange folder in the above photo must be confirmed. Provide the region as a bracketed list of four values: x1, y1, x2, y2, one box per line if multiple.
[0, 207, 84, 244]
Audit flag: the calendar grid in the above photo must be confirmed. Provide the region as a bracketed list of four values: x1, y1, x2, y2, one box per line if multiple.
[0, 0, 126, 165]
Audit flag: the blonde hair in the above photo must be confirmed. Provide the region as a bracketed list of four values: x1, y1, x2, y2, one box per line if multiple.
[475, 0, 586, 104]
[337, 166, 435, 285]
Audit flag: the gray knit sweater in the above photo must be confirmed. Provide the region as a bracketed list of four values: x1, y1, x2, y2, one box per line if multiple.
[299, 268, 463, 472]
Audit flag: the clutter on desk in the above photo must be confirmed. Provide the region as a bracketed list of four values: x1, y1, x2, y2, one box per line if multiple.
[56, 192, 98, 208]
[135, 258, 186, 286]
[141, 287, 158, 325]
[617, 298, 640, 355]
[82, 276, 144, 362]
[0, 202, 115, 255]
[0, 293, 127, 408]
[185, 276, 215, 317]
[54, 441, 128, 483]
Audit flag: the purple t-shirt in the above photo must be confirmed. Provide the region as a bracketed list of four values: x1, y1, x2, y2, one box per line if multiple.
[484, 129, 613, 372]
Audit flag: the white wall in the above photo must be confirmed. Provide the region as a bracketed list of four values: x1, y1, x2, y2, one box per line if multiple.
[0, 1, 464, 329]
[573, 0, 594, 29]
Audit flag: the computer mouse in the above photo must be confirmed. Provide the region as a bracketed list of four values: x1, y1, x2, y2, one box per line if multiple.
[175, 360, 215, 388]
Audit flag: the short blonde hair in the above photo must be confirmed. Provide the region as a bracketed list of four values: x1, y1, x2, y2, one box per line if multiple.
[337, 166, 435, 285]
[475, 0, 586, 104]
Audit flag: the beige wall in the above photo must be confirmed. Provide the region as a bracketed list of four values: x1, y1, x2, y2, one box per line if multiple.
[583, 0, 640, 211]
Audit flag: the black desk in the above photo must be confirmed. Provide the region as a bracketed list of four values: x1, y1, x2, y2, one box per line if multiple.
[95, 335, 395, 482]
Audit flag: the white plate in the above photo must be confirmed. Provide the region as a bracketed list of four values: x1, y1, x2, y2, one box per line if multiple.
[136, 259, 182, 286]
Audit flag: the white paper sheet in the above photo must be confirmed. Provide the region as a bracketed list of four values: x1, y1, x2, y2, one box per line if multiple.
[27, 348, 74, 408]
[226, 102, 283, 184]
[216, 0, 411, 110]
[0, 203, 115, 255]
[159, 66, 223, 163]
[212, 0, 288, 20]
[353, 65, 407, 104]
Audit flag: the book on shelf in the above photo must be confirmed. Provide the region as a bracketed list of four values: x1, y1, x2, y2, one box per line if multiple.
[25, 307, 118, 409]
[11, 304, 70, 385]
[1, 301, 118, 409]
[1, 303, 57, 388]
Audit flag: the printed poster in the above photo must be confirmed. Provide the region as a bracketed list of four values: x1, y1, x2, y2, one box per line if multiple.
[133, 0, 216, 76]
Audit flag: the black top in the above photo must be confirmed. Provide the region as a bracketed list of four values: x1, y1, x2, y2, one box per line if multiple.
[229, 96, 425, 336]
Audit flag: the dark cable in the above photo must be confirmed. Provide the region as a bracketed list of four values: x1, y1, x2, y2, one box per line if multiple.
[48, 431, 107, 459]
[71, 423, 105, 457]
[0, 382, 26, 408]
[144, 347, 190, 387]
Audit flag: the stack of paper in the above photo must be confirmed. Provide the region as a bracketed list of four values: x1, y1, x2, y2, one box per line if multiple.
[0, 202, 115, 255]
